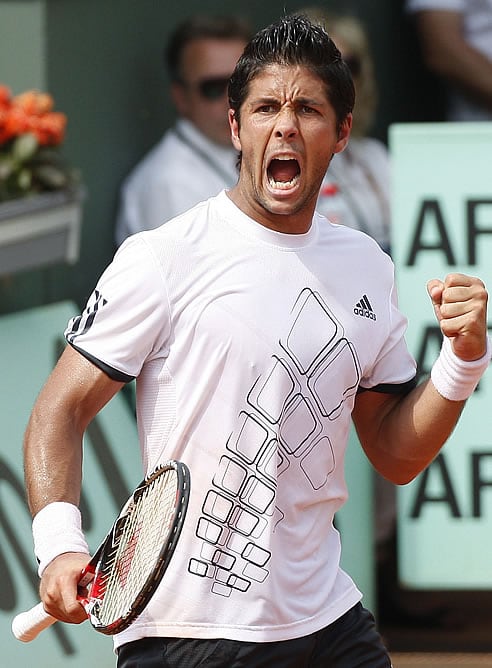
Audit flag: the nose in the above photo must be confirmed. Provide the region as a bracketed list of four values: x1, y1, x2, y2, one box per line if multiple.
[274, 107, 299, 139]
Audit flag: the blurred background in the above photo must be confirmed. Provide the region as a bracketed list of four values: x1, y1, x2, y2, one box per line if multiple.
[1, 2, 491, 667]
[0, 0, 442, 316]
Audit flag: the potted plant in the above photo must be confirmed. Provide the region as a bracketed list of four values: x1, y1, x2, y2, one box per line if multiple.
[0, 85, 84, 276]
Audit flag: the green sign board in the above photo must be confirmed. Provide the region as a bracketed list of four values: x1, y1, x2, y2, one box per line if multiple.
[1, 302, 141, 666]
[390, 123, 492, 589]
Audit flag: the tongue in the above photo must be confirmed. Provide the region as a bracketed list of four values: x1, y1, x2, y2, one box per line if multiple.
[269, 159, 299, 182]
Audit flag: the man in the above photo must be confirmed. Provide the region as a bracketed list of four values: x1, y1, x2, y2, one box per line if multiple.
[25, 15, 490, 667]
[406, 0, 492, 121]
[114, 14, 252, 246]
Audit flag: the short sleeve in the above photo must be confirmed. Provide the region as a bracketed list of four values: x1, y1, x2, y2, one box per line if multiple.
[65, 235, 171, 379]
[361, 276, 417, 392]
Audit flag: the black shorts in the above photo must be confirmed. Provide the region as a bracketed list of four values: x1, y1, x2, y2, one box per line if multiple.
[116, 602, 392, 667]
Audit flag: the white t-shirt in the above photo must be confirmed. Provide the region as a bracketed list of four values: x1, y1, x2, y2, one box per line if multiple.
[66, 191, 416, 648]
[316, 138, 391, 253]
[114, 118, 239, 246]
[406, 0, 492, 120]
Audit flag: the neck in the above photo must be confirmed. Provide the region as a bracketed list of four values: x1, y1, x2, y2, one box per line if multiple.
[227, 185, 315, 235]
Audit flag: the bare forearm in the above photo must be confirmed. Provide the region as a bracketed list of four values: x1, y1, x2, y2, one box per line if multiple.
[24, 398, 84, 516]
[430, 43, 492, 109]
[416, 11, 492, 110]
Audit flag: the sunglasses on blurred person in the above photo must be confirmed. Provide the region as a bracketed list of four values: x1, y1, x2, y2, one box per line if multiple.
[184, 76, 230, 101]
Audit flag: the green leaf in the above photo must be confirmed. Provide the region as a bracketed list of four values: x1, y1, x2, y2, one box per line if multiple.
[0, 156, 14, 181]
[17, 167, 32, 191]
[35, 164, 68, 189]
[12, 133, 38, 162]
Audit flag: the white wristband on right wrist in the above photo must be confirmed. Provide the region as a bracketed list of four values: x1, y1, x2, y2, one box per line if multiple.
[32, 502, 90, 577]
[431, 335, 492, 402]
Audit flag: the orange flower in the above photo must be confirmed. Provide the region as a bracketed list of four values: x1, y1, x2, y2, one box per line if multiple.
[0, 83, 77, 200]
[14, 90, 54, 116]
[29, 111, 67, 145]
[0, 106, 30, 143]
[0, 85, 11, 109]
[0, 86, 66, 146]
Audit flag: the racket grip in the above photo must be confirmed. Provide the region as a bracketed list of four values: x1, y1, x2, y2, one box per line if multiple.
[11, 602, 57, 642]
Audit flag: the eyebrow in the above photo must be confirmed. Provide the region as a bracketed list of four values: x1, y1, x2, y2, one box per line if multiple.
[248, 95, 326, 107]
[296, 96, 325, 107]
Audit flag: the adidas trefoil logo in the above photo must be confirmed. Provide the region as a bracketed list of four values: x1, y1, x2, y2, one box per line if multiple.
[354, 294, 376, 321]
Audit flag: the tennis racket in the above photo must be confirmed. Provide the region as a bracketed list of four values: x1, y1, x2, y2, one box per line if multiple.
[12, 460, 190, 642]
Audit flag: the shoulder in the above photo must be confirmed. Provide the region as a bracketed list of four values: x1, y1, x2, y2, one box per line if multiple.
[316, 211, 390, 254]
[406, 0, 463, 12]
[122, 128, 182, 186]
[351, 137, 389, 161]
[138, 194, 221, 247]
[136, 131, 176, 165]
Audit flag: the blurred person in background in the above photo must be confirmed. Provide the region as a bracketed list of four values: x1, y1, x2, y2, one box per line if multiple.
[406, 0, 492, 121]
[115, 14, 251, 246]
[300, 8, 391, 255]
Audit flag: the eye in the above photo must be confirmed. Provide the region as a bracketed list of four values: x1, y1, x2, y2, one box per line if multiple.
[256, 103, 278, 114]
[300, 104, 319, 115]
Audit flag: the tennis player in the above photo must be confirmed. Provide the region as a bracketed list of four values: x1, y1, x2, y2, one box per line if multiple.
[24, 14, 490, 667]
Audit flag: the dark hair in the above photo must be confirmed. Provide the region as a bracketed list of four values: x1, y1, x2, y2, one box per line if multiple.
[165, 15, 252, 83]
[228, 14, 355, 133]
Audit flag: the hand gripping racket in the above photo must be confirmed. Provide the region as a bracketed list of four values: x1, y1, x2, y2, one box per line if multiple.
[12, 460, 190, 642]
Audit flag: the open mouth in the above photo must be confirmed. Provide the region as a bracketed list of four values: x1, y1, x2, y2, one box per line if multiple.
[267, 157, 301, 190]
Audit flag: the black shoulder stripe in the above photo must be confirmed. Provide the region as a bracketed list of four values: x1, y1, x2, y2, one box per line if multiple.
[357, 376, 418, 396]
[68, 342, 135, 383]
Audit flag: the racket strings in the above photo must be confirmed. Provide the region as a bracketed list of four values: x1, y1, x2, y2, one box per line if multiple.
[92, 468, 179, 627]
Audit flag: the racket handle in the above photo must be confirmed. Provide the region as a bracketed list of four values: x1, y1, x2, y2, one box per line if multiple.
[12, 563, 94, 642]
[11, 602, 57, 642]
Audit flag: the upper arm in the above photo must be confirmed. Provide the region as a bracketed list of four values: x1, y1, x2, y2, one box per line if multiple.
[352, 374, 467, 485]
[414, 10, 466, 69]
[352, 389, 402, 480]
[35, 344, 125, 432]
[24, 345, 125, 513]
[414, 9, 492, 116]
[351, 385, 429, 484]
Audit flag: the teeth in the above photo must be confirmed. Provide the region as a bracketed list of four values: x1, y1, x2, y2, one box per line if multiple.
[268, 175, 299, 189]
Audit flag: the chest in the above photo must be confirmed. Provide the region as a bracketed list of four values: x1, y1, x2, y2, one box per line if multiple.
[166, 241, 391, 385]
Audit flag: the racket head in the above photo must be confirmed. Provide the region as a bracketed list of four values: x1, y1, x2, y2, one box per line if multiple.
[85, 460, 190, 635]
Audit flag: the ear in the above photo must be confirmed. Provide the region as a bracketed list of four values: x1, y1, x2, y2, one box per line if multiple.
[229, 109, 241, 151]
[171, 82, 188, 117]
[333, 113, 352, 154]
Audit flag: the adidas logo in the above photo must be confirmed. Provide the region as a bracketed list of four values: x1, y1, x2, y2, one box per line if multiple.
[354, 294, 376, 321]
